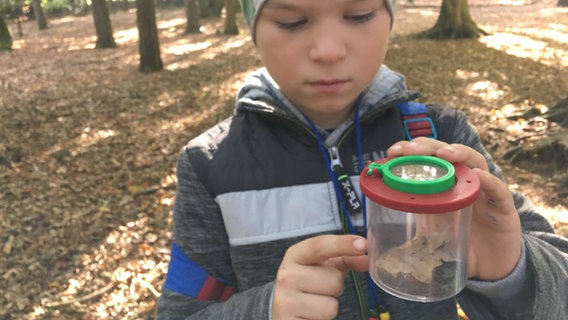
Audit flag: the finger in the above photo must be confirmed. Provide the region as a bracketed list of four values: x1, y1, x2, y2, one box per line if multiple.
[473, 168, 509, 207]
[273, 290, 338, 320]
[282, 264, 345, 297]
[387, 137, 448, 157]
[469, 171, 522, 280]
[435, 144, 489, 171]
[328, 255, 369, 273]
[287, 235, 367, 266]
[294, 293, 339, 320]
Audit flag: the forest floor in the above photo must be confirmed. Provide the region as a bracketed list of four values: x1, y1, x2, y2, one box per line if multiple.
[1, 0, 567, 319]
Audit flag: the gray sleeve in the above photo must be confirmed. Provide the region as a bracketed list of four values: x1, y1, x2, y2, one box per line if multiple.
[156, 147, 273, 320]
[450, 111, 568, 319]
[158, 284, 274, 320]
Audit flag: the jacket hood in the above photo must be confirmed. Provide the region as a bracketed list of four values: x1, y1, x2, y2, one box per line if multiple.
[236, 65, 411, 122]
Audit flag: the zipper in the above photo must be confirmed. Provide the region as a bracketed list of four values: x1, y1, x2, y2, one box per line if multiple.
[243, 94, 417, 320]
[328, 146, 363, 218]
[328, 146, 368, 320]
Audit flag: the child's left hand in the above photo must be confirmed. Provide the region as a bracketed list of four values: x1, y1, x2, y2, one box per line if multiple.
[387, 137, 522, 281]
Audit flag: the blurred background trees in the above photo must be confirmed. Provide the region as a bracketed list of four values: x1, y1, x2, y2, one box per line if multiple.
[0, 14, 11, 50]
[91, 0, 116, 48]
[0, 0, 237, 63]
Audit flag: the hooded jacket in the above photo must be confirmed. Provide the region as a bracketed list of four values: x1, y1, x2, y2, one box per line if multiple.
[157, 66, 568, 320]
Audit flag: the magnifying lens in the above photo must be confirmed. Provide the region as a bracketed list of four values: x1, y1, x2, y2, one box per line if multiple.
[366, 156, 455, 194]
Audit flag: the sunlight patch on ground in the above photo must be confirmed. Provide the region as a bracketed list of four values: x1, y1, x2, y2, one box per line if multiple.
[13, 36, 96, 51]
[158, 18, 187, 38]
[114, 27, 139, 45]
[464, 80, 508, 107]
[62, 36, 97, 50]
[480, 32, 567, 67]
[495, 0, 529, 5]
[40, 127, 117, 161]
[165, 36, 250, 70]
[164, 40, 212, 55]
[504, 27, 568, 44]
[158, 18, 186, 30]
[195, 35, 250, 60]
[51, 16, 76, 24]
[78, 128, 117, 151]
[455, 69, 480, 80]
[405, 8, 439, 16]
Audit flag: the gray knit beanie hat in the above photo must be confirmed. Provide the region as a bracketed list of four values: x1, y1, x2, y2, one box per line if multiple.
[239, 0, 397, 42]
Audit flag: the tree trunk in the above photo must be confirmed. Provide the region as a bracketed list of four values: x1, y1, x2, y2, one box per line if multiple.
[416, 0, 487, 39]
[199, 0, 223, 17]
[31, 0, 48, 30]
[135, 0, 163, 72]
[224, 0, 238, 35]
[91, 0, 118, 48]
[185, 0, 201, 33]
[558, 0, 568, 6]
[0, 16, 12, 51]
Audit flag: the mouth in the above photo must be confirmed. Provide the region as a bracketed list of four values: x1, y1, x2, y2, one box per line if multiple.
[308, 79, 348, 93]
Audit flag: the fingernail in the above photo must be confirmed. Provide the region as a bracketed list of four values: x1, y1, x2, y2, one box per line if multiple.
[353, 238, 366, 251]
[388, 145, 402, 153]
[443, 146, 457, 153]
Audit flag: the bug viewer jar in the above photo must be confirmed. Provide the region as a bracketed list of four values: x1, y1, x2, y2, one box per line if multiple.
[360, 155, 480, 302]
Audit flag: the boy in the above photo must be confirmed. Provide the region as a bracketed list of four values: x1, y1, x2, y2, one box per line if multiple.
[157, 0, 568, 319]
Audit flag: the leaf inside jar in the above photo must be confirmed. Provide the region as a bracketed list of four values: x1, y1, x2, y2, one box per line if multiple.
[375, 232, 456, 284]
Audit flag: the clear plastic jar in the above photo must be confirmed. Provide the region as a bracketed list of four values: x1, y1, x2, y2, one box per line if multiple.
[360, 156, 480, 302]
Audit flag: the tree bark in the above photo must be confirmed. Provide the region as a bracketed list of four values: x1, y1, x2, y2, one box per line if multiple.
[91, 0, 118, 48]
[30, 0, 48, 30]
[136, 0, 163, 72]
[0, 16, 12, 51]
[185, 0, 201, 33]
[199, 0, 223, 17]
[224, 0, 238, 35]
[416, 0, 487, 39]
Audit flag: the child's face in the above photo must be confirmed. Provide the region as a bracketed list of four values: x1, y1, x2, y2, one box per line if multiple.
[255, 0, 391, 129]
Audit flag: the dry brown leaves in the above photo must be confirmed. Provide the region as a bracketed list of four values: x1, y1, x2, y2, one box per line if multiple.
[0, 1, 567, 319]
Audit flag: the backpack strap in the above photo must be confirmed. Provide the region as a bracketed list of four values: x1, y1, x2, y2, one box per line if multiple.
[397, 101, 438, 140]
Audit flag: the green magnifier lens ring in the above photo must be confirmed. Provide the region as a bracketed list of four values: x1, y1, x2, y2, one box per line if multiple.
[382, 156, 455, 194]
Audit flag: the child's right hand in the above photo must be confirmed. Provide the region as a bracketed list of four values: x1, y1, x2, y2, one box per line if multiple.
[272, 235, 369, 320]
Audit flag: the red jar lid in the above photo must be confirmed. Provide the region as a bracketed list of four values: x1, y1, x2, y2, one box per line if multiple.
[360, 157, 480, 214]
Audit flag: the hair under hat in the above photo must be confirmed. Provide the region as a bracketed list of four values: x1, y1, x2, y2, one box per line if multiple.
[239, 0, 397, 42]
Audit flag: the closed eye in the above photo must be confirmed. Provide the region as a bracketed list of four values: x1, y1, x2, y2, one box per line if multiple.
[346, 11, 376, 23]
[276, 19, 307, 30]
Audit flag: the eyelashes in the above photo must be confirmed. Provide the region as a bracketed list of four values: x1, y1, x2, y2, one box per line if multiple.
[276, 20, 307, 30]
[275, 11, 377, 31]
[347, 11, 376, 23]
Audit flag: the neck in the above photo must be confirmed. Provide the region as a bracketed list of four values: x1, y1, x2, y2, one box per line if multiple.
[303, 105, 355, 130]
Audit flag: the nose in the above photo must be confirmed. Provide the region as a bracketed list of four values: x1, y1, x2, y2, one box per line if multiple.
[308, 26, 347, 63]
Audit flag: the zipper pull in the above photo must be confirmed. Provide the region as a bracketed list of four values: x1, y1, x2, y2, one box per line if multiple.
[329, 146, 343, 170]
